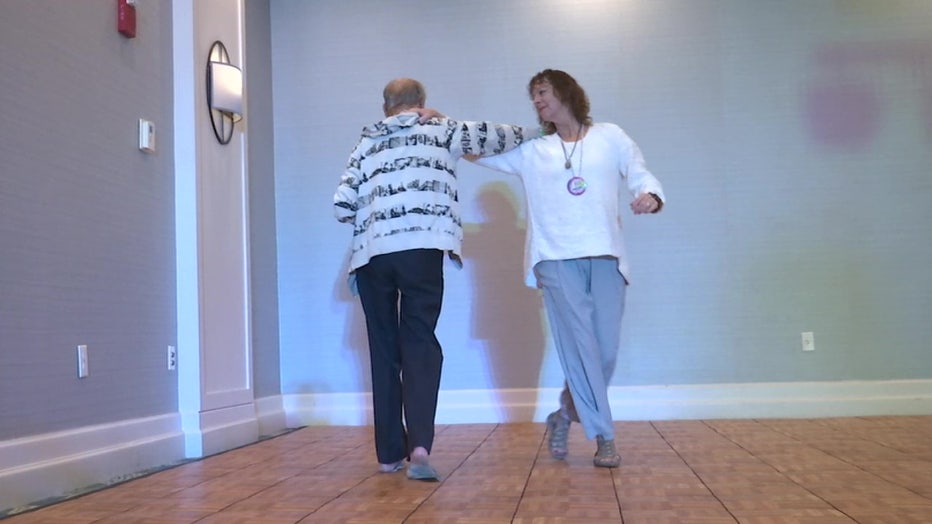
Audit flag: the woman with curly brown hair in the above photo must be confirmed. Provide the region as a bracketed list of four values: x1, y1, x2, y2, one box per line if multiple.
[472, 69, 666, 467]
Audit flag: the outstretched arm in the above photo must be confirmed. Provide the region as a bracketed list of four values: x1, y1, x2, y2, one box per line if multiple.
[454, 120, 536, 158]
[413, 107, 538, 156]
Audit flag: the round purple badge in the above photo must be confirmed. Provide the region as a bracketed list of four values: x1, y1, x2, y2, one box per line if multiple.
[566, 176, 587, 196]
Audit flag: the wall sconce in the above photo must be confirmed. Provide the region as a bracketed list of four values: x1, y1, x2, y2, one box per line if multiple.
[206, 40, 243, 145]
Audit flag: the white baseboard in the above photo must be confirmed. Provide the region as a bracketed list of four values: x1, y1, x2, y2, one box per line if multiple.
[255, 395, 288, 436]
[284, 379, 932, 426]
[0, 414, 185, 515]
[605, 379, 932, 420]
[181, 402, 259, 458]
[180, 396, 296, 457]
[0, 397, 291, 515]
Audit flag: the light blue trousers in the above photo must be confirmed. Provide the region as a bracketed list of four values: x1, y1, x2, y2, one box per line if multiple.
[535, 257, 626, 440]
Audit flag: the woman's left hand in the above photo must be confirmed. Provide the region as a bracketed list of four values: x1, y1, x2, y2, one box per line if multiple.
[630, 193, 661, 214]
[414, 107, 444, 123]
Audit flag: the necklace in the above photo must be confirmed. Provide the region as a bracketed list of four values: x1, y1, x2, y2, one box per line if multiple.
[559, 123, 583, 170]
[564, 125, 587, 196]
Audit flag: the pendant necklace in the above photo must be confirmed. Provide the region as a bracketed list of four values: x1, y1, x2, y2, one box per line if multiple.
[559, 123, 583, 170]
[561, 123, 587, 196]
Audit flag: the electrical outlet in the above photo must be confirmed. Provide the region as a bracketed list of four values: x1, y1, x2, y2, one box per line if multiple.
[801, 331, 815, 352]
[77, 345, 89, 378]
[167, 345, 177, 370]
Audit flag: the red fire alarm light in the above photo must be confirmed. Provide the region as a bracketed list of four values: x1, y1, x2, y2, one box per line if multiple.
[118, 0, 136, 38]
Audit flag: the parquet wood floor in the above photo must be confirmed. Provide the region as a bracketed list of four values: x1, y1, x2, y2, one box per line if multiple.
[4, 416, 931, 523]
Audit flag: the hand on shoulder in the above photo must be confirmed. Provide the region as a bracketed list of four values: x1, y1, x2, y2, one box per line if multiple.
[414, 108, 444, 123]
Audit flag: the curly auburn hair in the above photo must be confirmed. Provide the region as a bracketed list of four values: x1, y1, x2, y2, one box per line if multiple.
[527, 69, 592, 135]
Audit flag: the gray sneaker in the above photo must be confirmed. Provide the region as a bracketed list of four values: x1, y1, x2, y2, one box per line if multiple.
[546, 410, 570, 460]
[593, 435, 620, 468]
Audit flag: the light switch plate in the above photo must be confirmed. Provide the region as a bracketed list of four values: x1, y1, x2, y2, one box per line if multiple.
[138, 119, 155, 153]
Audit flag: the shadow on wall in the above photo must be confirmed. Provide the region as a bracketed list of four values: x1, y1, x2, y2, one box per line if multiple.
[463, 182, 547, 396]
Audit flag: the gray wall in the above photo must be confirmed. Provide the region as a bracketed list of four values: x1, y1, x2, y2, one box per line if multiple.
[0, 1, 177, 439]
[271, 0, 932, 395]
[245, 0, 282, 398]
[0, 0, 281, 444]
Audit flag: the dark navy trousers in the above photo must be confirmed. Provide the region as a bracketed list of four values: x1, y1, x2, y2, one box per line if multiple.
[355, 248, 444, 464]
